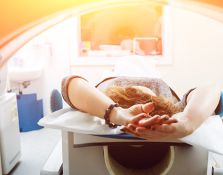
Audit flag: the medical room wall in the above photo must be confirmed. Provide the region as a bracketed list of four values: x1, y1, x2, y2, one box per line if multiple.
[71, 5, 223, 97]
[157, 6, 223, 96]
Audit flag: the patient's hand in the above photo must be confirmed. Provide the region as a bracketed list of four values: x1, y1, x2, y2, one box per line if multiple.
[121, 112, 194, 140]
[111, 102, 155, 125]
[111, 102, 177, 126]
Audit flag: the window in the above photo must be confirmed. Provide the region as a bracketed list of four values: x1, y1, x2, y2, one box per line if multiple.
[70, 2, 173, 65]
[79, 4, 163, 57]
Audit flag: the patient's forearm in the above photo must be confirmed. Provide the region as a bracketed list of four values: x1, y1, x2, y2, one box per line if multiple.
[183, 85, 221, 130]
[68, 78, 114, 118]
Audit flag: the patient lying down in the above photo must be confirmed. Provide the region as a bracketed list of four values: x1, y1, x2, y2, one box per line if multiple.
[62, 76, 221, 140]
[104, 85, 186, 139]
[104, 84, 221, 140]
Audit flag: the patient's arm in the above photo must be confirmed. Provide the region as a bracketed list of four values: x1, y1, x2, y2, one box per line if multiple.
[67, 77, 161, 125]
[68, 78, 114, 119]
[182, 84, 221, 130]
[123, 85, 221, 140]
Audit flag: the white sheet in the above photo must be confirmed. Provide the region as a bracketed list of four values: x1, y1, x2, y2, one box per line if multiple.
[38, 108, 123, 135]
[38, 108, 223, 155]
[180, 115, 223, 155]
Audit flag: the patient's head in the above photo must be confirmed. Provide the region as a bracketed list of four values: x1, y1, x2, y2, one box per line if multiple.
[104, 85, 182, 116]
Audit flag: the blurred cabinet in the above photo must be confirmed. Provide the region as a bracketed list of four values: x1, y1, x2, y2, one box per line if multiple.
[0, 93, 21, 174]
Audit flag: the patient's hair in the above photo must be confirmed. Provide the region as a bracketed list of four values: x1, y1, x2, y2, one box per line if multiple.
[104, 86, 183, 116]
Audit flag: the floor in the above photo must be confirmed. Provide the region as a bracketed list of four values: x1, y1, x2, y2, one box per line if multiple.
[9, 128, 61, 175]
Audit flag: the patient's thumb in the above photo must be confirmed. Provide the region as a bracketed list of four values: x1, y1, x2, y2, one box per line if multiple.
[142, 102, 155, 114]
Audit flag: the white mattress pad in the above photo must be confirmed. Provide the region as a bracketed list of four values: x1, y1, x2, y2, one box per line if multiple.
[39, 108, 223, 154]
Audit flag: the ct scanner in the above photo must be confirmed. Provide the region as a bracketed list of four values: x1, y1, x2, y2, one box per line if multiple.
[1, 1, 223, 175]
[38, 105, 223, 175]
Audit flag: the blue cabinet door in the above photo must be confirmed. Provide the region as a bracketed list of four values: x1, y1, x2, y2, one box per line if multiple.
[17, 93, 44, 132]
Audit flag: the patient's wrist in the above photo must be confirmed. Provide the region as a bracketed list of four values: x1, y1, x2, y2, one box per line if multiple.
[110, 107, 127, 126]
[180, 112, 197, 134]
[173, 112, 195, 135]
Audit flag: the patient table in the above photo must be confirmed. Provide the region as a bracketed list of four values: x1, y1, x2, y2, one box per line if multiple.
[39, 108, 223, 175]
[62, 132, 210, 175]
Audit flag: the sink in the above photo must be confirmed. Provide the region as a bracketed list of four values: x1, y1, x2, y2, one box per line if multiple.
[8, 66, 43, 83]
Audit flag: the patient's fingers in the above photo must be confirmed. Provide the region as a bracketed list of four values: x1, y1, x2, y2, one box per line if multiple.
[135, 126, 147, 132]
[125, 124, 176, 140]
[134, 127, 166, 140]
[142, 102, 155, 114]
[155, 115, 169, 124]
[162, 118, 178, 124]
[129, 102, 155, 115]
[127, 123, 137, 131]
[120, 127, 131, 133]
[138, 115, 163, 127]
[155, 115, 178, 125]
[138, 115, 177, 127]
[153, 124, 176, 133]
[121, 125, 140, 137]
[130, 113, 150, 124]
